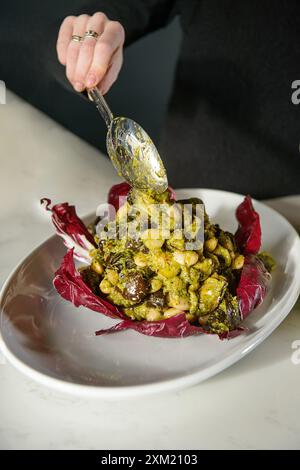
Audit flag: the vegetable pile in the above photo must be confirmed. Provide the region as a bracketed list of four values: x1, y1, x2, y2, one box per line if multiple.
[41, 183, 273, 339]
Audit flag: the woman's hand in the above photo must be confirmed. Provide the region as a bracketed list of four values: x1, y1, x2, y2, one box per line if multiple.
[56, 12, 125, 94]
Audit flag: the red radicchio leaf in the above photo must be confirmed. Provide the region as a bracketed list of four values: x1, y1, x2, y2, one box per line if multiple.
[41, 198, 96, 262]
[108, 182, 131, 211]
[95, 316, 244, 339]
[167, 186, 176, 201]
[108, 182, 176, 211]
[235, 195, 261, 254]
[237, 254, 271, 319]
[53, 249, 126, 320]
[96, 314, 204, 338]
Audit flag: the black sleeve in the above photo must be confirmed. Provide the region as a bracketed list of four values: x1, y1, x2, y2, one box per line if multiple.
[72, 0, 178, 46]
[0, 0, 179, 151]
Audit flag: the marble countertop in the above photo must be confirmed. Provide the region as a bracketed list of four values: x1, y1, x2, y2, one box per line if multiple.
[0, 91, 300, 450]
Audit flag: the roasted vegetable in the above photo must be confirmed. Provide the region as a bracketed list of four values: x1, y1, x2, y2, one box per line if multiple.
[122, 272, 150, 303]
[44, 184, 273, 340]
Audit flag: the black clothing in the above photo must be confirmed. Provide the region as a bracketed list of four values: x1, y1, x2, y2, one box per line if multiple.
[1, 1, 300, 198]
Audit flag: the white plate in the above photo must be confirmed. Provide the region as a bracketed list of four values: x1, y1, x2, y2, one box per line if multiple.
[0, 189, 299, 398]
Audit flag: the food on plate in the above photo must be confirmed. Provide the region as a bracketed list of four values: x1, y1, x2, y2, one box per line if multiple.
[41, 183, 274, 339]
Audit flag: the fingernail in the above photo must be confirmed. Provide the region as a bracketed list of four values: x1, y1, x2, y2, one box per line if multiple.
[74, 81, 84, 92]
[86, 74, 97, 88]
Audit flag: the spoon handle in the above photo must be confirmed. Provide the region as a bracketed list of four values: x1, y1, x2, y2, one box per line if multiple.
[87, 87, 114, 127]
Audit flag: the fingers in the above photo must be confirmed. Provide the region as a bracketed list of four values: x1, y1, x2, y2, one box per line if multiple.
[56, 16, 75, 65]
[66, 14, 89, 88]
[86, 21, 125, 89]
[57, 12, 125, 93]
[98, 47, 123, 95]
[73, 12, 107, 92]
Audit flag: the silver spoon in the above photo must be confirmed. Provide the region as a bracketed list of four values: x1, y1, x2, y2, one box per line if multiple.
[87, 87, 168, 193]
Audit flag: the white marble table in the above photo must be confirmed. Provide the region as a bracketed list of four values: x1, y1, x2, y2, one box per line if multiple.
[0, 91, 300, 450]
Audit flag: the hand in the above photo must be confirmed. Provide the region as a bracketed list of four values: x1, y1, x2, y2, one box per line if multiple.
[56, 12, 125, 94]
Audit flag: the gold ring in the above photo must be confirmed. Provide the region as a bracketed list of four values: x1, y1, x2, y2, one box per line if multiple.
[71, 35, 82, 42]
[84, 30, 99, 40]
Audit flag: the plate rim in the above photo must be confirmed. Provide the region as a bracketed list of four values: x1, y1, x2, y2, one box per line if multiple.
[1, 188, 300, 398]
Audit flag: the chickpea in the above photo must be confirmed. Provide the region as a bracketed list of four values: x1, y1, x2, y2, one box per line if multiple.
[193, 258, 213, 274]
[158, 264, 180, 279]
[142, 229, 167, 250]
[185, 251, 199, 267]
[106, 269, 119, 285]
[232, 254, 245, 270]
[99, 279, 112, 294]
[219, 231, 235, 251]
[150, 278, 163, 293]
[173, 251, 198, 267]
[144, 238, 162, 249]
[134, 252, 148, 267]
[146, 308, 162, 321]
[214, 245, 231, 267]
[164, 307, 182, 318]
[169, 297, 190, 310]
[204, 237, 218, 252]
[91, 259, 104, 275]
[173, 251, 185, 265]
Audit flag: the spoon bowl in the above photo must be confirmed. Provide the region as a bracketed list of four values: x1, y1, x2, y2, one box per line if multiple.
[87, 88, 168, 193]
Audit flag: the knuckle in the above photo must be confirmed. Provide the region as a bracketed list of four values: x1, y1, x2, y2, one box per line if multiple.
[63, 15, 75, 26]
[92, 11, 107, 23]
[109, 21, 125, 41]
[76, 14, 89, 23]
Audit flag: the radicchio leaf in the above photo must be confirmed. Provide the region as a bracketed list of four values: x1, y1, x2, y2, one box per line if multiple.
[53, 249, 125, 320]
[167, 186, 176, 201]
[95, 316, 245, 339]
[108, 182, 131, 211]
[235, 195, 261, 254]
[237, 254, 271, 318]
[96, 314, 204, 338]
[41, 198, 96, 262]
